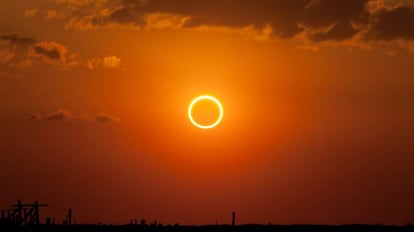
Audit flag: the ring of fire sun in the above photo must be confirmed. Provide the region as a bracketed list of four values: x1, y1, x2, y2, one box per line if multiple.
[188, 95, 223, 129]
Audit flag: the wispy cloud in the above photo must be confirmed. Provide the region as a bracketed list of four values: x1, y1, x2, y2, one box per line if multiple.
[29, 108, 120, 123]
[0, 33, 36, 48]
[1, 31, 121, 70]
[45, 108, 73, 121]
[96, 113, 120, 123]
[88, 55, 121, 69]
[28, 113, 43, 121]
[28, 41, 67, 66]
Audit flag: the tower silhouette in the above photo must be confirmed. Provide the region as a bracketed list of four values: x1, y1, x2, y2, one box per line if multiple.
[67, 208, 72, 225]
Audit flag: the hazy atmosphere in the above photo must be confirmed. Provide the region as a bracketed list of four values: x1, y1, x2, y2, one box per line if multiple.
[1, 0, 414, 225]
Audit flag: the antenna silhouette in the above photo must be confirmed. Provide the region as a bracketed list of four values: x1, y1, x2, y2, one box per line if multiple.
[3, 199, 48, 225]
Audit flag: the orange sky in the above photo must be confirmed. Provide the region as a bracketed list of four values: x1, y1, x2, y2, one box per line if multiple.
[1, 0, 414, 225]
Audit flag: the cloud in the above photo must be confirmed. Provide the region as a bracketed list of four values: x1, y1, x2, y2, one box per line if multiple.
[61, 0, 369, 41]
[30, 109, 89, 121]
[27, 41, 78, 68]
[0, 32, 85, 70]
[88, 55, 121, 69]
[56, 0, 100, 7]
[29, 42, 66, 62]
[0, 33, 36, 68]
[0, 33, 36, 47]
[46, 108, 73, 121]
[24, 8, 39, 17]
[33, 45, 61, 60]
[28, 113, 43, 120]
[29, 109, 120, 123]
[96, 113, 120, 123]
[48, 0, 112, 31]
[102, 56, 121, 69]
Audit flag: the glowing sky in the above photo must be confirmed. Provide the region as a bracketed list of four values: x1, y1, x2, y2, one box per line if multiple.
[1, 0, 414, 225]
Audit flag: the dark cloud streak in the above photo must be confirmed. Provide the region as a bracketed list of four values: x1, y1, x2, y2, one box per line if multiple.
[96, 113, 120, 123]
[0, 33, 35, 47]
[32, 45, 61, 60]
[46, 108, 72, 121]
[29, 109, 120, 123]
[107, 0, 370, 41]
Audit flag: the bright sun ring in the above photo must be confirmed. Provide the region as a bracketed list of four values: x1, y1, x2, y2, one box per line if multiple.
[188, 95, 223, 129]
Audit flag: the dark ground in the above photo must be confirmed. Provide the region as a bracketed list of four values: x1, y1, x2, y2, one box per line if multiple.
[0, 223, 413, 232]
